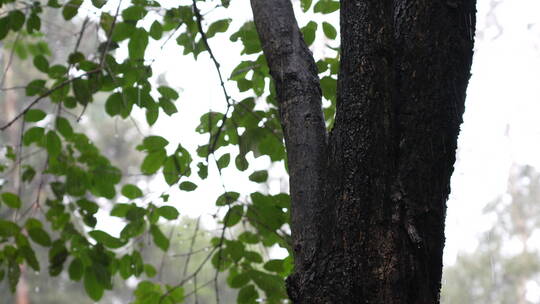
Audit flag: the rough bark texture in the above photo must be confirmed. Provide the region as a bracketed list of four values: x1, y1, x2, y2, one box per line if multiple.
[251, 0, 476, 303]
[250, 0, 328, 278]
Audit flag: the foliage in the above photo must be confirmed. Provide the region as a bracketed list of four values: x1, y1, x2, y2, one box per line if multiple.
[0, 0, 341, 302]
[441, 165, 540, 304]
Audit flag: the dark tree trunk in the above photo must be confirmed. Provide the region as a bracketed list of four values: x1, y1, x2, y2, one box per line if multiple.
[251, 0, 476, 303]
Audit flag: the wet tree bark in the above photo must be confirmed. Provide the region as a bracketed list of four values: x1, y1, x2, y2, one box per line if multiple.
[251, 0, 476, 303]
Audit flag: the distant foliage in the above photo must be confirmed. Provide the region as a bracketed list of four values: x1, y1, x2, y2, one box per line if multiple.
[442, 165, 540, 304]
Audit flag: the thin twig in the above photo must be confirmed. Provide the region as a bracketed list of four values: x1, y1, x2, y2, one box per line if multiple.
[183, 278, 213, 301]
[0, 31, 21, 88]
[158, 246, 217, 303]
[157, 224, 177, 282]
[170, 246, 212, 258]
[160, 23, 182, 50]
[61, 17, 89, 119]
[13, 119, 25, 221]
[0, 69, 102, 131]
[182, 217, 201, 277]
[99, 0, 122, 67]
[192, 0, 234, 160]
[0, 86, 26, 91]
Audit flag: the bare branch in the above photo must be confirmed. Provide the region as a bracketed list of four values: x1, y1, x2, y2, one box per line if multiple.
[192, 0, 234, 159]
[0, 69, 101, 131]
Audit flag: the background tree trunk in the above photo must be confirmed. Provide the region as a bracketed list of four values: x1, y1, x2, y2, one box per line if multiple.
[251, 0, 476, 303]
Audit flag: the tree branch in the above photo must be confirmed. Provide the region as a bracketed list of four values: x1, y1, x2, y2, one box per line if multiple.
[0, 69, 102, 131]
[250, 0, 327, 275]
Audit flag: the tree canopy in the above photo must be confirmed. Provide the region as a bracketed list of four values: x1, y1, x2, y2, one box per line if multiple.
[0, 0, 344, 302]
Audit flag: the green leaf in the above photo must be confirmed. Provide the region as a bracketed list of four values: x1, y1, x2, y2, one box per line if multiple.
[235, 155, 249, 171]
[217, 153, 230, 170]
[128, 28, 149, 60]
[91, 0, 106, 8]
[62, 0, 83, 20]
[24, 109, 47, 122]
[322, 21, 337, 39]
[110, 203, 133, 218]
[165, 285, 184, 302]
[22, 166, 36, 182]
[26, 79, 46, 96]
[149, 21, 163, 40]
[239, 231, 259, 244]
[301, 21, 317, 46]
[320, 76, 337, 102]
[179, 181, 197, 191]
[132, 251, 145, 277]
[33, 55, 49, 73]
[159, 98, 178, 116]
[229, 272, 250, 288]
[8, 260, 21, 292]
[118, 255, 132, 279]
[162, 156, 181, 185]
[198, 162, 208, 179]
[1, 192, 21, 209]
[77, 199, 99, 214]
[230, 22, 262, 55]
[48, 65, 68, 79]
[142, 136, 169, 151]
[20, 246, 40, 271]
[206, 19, 231, 38]
[105, 92, 123, 117]
[45, 130, 62, 157]
[0, 220, 20, 237]
[28, 227, 52, 247]
[134, 281, 161, 301]
[264, 259, 284, 273]
[150, 224, 169, 251]
[122, 184, 143, 199]
[56, 117, 74, 138]
[72, 78, 91, 105]
[144, 264, 157, 278]
[141, 150, 167, 175]
[301, 0, 313, 12]
[226, 240, 244, 262]
[121, 220, 146, 239]
[26, 13, 41, 33]
[23, 127, 44, 146]
[8, 10, 25, 31]
[68, 52, 85, 64]
[122, 6, 147, 21]
[112, 22, 135, 42]
[158, 206, 179, 220]
[314, 0, 340, 14]
[157, 86, 179, 100]
[237, 285, 258, 304]
[68, 258, 84, 281]
[216, 192, 239, 206]
[224, 205, 243, 227]
[0, 17, 9, 40]
[146, 107, 159, 126]
[89, 230, 126, 249]
[249, 270, 286, 298]
[244, 251, 263, 263]
[249, 170, 268, 183]
[84, 267, 104, 301]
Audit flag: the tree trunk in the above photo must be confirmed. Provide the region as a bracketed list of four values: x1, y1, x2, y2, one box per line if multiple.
[251, 0, 476, 303]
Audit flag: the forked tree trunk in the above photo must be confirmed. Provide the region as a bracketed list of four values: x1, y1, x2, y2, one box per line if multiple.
[251, 0, 476, 303]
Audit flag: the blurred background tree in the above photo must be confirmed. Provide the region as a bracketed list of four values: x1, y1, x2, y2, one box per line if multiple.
[442, 164, 540, 304]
